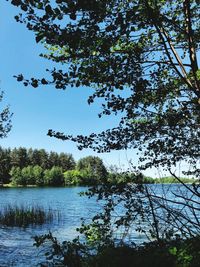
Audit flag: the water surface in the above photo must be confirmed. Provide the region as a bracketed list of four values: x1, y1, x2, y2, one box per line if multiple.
[0, 185, 196, 266]
[0, 187, 99, 266]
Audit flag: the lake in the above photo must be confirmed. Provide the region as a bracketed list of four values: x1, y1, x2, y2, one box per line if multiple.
[0, 187, 101, 266]
[0, 185, 197, 266]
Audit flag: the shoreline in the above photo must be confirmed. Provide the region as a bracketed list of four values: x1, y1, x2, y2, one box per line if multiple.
[1, 182, 195, 188]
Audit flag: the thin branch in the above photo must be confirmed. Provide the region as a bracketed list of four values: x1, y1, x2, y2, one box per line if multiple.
[145, 186, 160, 242]
[172, 192, 200, 206]
[169, 170, 199, 196]
[161, 28, 193, 85]
[148, 193, 200, 212]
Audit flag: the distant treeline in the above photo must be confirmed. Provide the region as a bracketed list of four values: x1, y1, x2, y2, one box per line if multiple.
[0, 147, 110, 186]
[0, 147, 195, 186]
[153, 176, 195, 184]
[0, 147, 75, 183]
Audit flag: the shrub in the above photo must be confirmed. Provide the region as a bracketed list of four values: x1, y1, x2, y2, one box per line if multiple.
[34, 234, 200, 267]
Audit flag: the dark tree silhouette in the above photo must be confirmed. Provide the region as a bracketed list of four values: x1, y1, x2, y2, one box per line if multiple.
[0, 90, 12, 183]
[7, 0, 200, 246]
[8, 0, 200, 176]
[0, 91, 12, 139]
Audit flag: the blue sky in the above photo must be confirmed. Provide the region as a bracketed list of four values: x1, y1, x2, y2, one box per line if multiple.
[0, 1, 162, 176]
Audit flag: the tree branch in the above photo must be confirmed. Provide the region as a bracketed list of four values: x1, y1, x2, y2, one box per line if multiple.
[183, 0, 200, 91]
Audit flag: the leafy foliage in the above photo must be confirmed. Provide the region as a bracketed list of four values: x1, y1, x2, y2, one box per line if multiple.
[44, 166, 64, 186]
[33, 231, 200, 267]
[0, 91, 12, 139]
[5, 2, 200, 265]
[10, 166, 23, 185]
[8, 0, 200, 175]
[0, 147, 11, 183]
[64, 169, 83, 185]
[77, 156, 108, 183]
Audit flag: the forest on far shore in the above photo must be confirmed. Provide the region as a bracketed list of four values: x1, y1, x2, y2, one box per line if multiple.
[0, 147, 195, 186]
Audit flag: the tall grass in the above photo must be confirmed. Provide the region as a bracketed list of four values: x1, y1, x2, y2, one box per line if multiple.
[0, 204, 59, 227]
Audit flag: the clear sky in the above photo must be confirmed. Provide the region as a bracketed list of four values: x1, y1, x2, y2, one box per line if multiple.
[0, 1, 163, 176]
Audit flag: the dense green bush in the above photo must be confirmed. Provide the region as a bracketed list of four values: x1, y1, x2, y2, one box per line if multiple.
[64, 170, 83, 185]
[21, 166, 35, 185]
[33, 165, 44, 186]
[10, 166, 25, 185]
[34, 233, 200, 267]
[88, 238, 200, 267]
[10, 165, 44, 186]
[44, 166, 64, 186]
[10, 165, 64, 186]
[64, 169, 101, 185]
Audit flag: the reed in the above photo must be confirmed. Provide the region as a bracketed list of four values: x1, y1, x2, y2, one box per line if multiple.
[0, 204, 58, 227]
